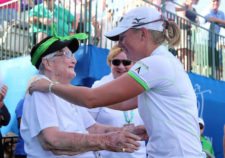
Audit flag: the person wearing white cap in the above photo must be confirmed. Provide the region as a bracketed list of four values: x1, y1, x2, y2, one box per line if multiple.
[29, 7, 204, 158]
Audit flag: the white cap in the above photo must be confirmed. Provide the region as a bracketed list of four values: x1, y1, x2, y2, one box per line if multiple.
[105, 7, 164, 41]
[198, 117, 205, 127]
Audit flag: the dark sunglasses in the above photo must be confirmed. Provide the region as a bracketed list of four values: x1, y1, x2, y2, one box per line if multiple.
[111, 59, 132, 66]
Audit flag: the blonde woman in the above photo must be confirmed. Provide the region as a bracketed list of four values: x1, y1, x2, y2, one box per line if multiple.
[89, 45, 146, 158]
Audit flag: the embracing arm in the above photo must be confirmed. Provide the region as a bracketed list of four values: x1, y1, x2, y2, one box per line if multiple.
[87, 123, 122, 134]
[107, 97, 137, 111]
[87, 123, 148, 141]
[36, 74, 144, 108]
[38, 127, 104, 155]
[38, 126, 141, 155]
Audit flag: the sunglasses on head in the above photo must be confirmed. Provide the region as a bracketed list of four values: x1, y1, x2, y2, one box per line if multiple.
[111, 59, 132, 66]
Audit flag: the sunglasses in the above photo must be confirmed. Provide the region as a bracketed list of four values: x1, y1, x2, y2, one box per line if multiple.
[111, 59, 132, 66]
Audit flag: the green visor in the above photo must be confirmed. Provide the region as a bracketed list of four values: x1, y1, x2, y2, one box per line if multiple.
[31, 33, 88, 69]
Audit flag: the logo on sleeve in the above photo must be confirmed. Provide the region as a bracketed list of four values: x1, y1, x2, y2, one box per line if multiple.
[135, 67, 141, 74]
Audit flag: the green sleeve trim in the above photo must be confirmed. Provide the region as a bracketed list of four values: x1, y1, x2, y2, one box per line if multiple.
[128, 71, 149, 91]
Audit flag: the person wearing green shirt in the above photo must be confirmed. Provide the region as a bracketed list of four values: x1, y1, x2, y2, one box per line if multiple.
[199, 118, 215, 158]
[29, 0, 75, 43]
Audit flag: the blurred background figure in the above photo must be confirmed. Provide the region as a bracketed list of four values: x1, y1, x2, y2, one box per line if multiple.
[176, 0, 199, 24]
[199, 117, 215, 158]
[29, 0, 75, 43]
[89, 44, 147, 158]
[176, 0, 199, 71]
[0, 85, 11, 158]
[0, 0, 18, 25]
[14, 98, 26, 158]
[205, 0, 225, 79]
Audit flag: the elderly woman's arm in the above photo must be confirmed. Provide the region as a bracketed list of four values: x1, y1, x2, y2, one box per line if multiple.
[38, 127, 141, 155]
[87, 123, 148, 141]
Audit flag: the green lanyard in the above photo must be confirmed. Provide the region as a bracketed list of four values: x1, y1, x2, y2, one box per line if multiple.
[123, 110, 134, 124]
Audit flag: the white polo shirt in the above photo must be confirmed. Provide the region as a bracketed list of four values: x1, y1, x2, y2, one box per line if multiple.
[89, 73, 147, 158]
[128, 45, 204, 158]
[21, 90, 96, 158]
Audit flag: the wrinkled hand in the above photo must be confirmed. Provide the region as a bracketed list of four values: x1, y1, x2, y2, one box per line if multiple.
[123, 125, 148, 141]
[29, 79, 51, 94]
[0, 85, 7, 102]
[103, 130, 141, 153]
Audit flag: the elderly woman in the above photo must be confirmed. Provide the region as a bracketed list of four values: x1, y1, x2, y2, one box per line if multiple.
[29, 7, 205, 157]
[21, 36, 145, 158]
[89, 44, 146, 158]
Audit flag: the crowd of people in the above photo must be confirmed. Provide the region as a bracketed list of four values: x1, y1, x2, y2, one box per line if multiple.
[1, 0, 225, 158]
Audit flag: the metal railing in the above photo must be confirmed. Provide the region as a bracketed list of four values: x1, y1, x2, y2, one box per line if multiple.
[0, 0, 225, 80]
[2, 136, 18, 158]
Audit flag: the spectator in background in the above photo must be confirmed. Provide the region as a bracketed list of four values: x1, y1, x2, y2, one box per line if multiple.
[176, 0, 199, 71]
[0, 85, 11, 158]
[176, 0, 199, 23]
[205, 0, 225, 35]
[29, 0, 75, 43]
[205, 0, 225, 79]
[76, 0, 100, 45]
[20, 0, 43, 11]
[164, 0, 177, 19]
[199, 118, 215, 158]
[89, 44, 147, 158]
[0, 0, 18, 25]
[14, 98, 26, 158]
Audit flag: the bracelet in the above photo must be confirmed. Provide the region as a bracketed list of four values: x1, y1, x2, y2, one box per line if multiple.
[48, 82, 58, 93]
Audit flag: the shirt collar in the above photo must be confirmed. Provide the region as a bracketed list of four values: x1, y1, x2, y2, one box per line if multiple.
[151, 45, 168, 56]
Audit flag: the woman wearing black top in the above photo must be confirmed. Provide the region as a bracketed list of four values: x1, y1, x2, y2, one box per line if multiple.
[0, 85, 11, 158]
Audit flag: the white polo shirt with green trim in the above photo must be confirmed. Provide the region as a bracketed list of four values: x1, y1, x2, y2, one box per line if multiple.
[128, 45, 205, 158]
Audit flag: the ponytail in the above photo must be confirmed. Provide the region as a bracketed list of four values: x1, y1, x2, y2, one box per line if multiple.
[164, 20, 180, 46]
[150, 20, 180, 46]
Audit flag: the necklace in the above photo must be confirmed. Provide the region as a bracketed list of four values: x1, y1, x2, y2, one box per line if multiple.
[123, 110, 134, 124]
